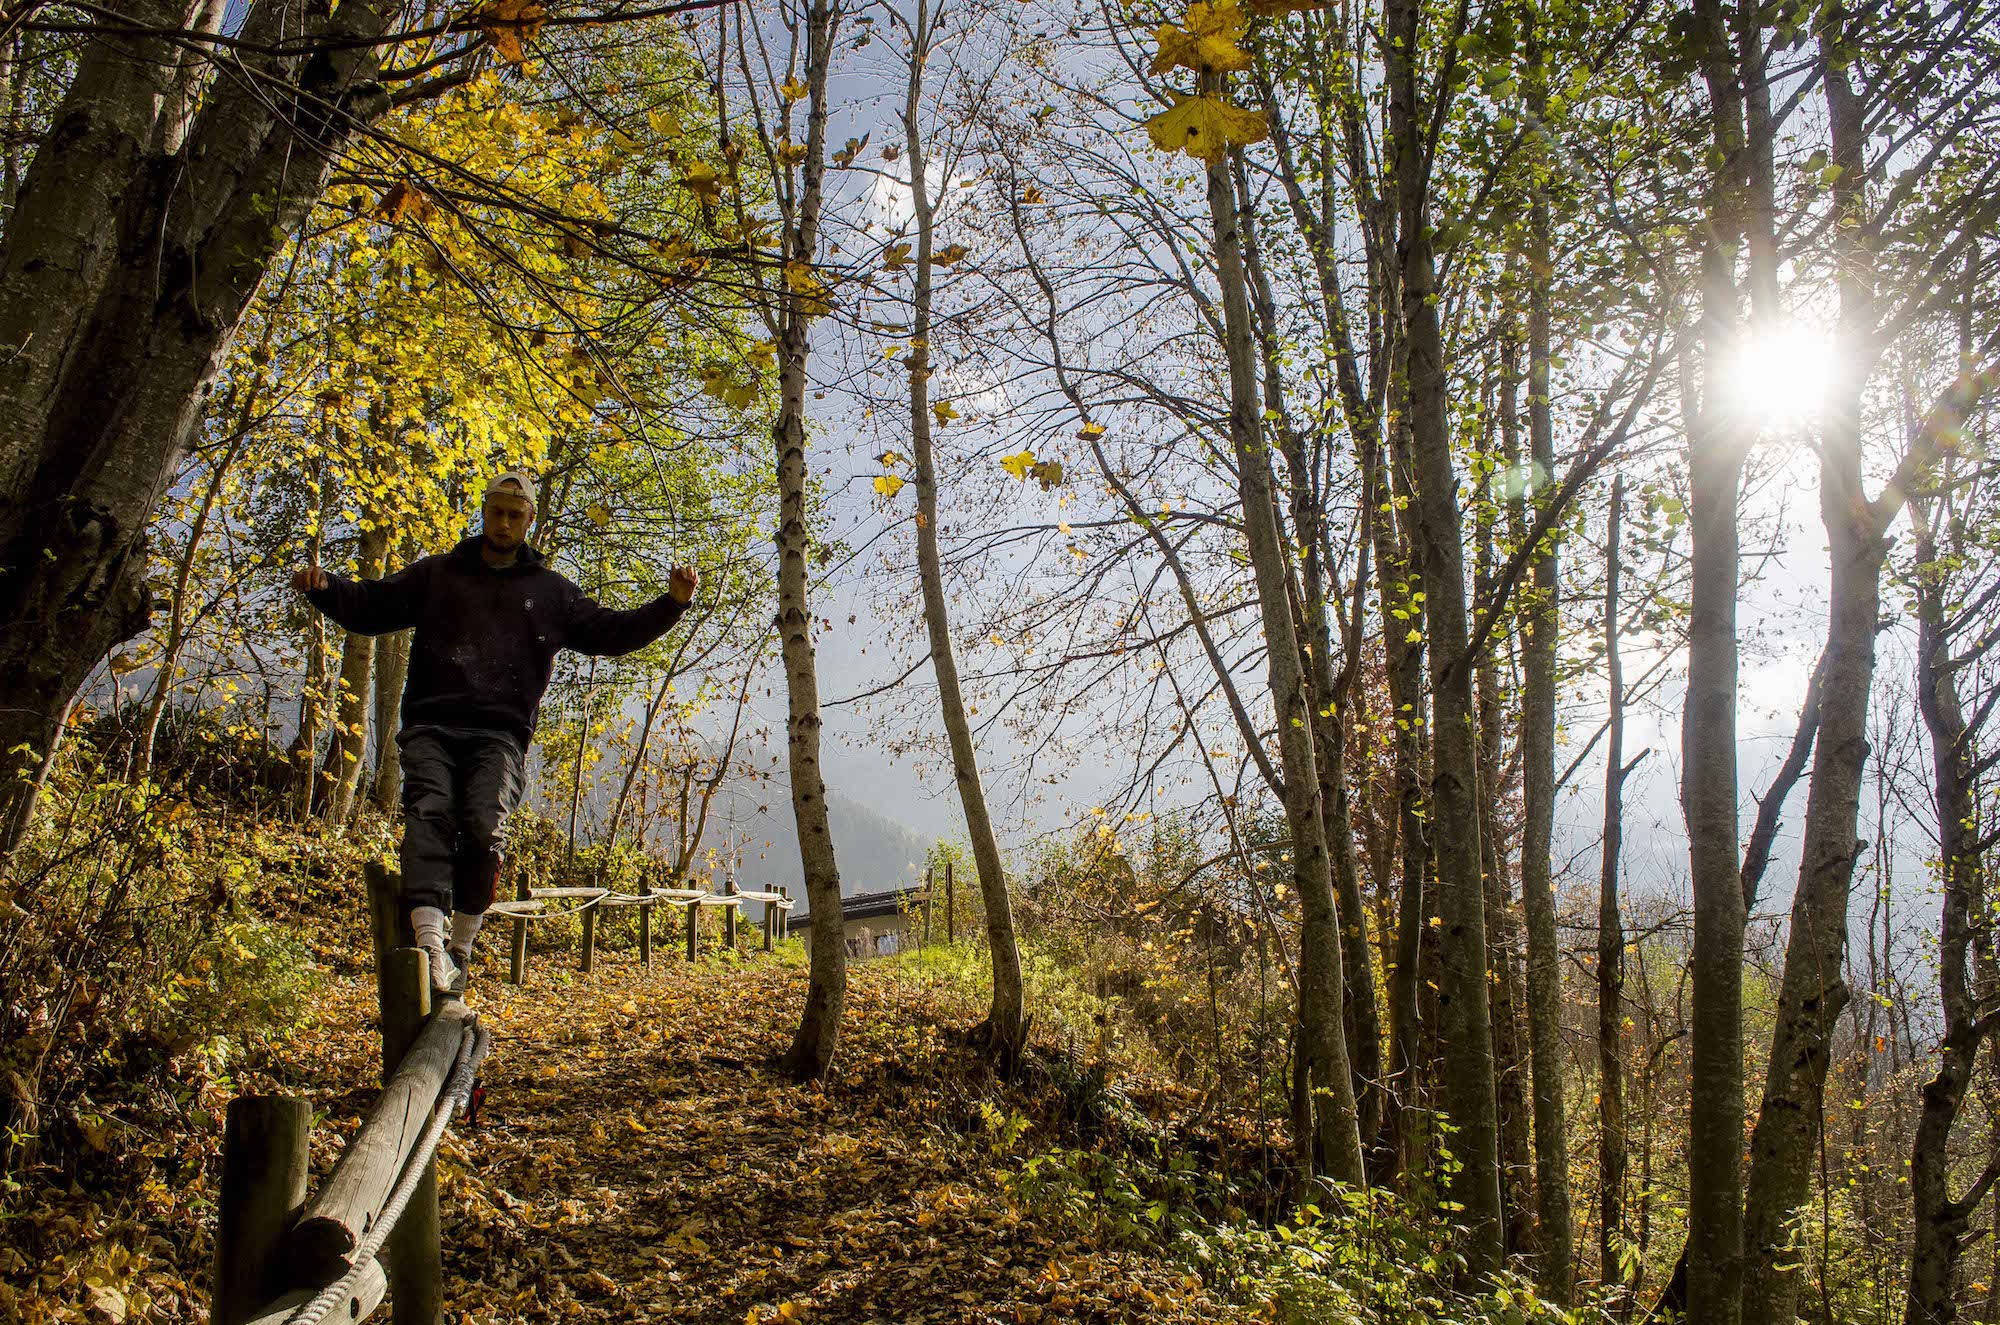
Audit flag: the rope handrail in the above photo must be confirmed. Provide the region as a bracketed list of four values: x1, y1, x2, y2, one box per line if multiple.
[488, 886, 794, 920]
[271, 1017, 493, 1325]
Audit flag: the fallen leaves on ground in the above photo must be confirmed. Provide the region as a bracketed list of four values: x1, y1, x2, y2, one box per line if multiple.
[2, 899, 1249, 1323]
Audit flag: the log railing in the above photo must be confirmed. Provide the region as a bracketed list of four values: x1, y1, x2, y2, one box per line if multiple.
[210, 866, 490, 1325]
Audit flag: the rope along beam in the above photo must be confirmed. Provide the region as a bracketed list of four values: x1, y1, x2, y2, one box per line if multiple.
[487, 886, 795, 920]
[272, 1019, 493, 1325]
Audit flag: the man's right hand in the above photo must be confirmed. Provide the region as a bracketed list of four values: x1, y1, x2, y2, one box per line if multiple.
[291, 566, 329, 594]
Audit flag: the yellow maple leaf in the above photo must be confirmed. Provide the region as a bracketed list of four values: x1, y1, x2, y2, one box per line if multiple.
[586, 503, 611, 529]
[1076, 421, 1107, 440]
[472, 0, 545, 66]
[1144, 92, 1268, 163]
[881, 242, 912, 271]
[777, 139, 809, 166]
[1021, 185, 1046, 204]
[873, 474, 906, 498]
[1001, 449, 1036, 480]
[784, 261, 824, 295]
[1150, 0, 1253, 75]
[648, 108, 684, 138]
[680, 161, 723, 200]
[932, 399, 959, 426]
[780, 76, 810, 102]
[375, 179, 434, 224]
[933, 243, 970, 266]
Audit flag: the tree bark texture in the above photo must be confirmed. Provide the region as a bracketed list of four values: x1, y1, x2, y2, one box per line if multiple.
[1683, 4, 1752, 1318]
[775, 0, 848, 1082]
[1517, 23, 1574, 1299]
[901, 22, 1027, 1068]
[1475, 491, 1535, 1260]
[1235, 149, 1383, 1159]
[1203, 147, 1363, 1188]
[1902, 499, 1990, 1325]
[370, 624, 411, 814]
[1384, 0, 1504, 1271]
[1738, 26, 1881, 1322]
[0, 0, 397, 857]
[324, 522, 388, 823]
[1598, 476, 1628, 1292]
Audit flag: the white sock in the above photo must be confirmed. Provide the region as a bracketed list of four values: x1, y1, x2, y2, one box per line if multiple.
[411, 905, 448, 949]
[451, 911, 484, 953]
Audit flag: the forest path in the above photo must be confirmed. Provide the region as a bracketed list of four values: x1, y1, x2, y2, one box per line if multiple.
[297, 932, 1237, 1325]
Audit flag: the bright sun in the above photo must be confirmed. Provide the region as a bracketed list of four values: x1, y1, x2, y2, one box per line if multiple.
[1719, 325, 1838, 428]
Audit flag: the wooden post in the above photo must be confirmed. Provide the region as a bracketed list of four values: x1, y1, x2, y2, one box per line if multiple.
[924, 867, 934, 947]
[508, 873, 530, 985]
[639, 879, 653, 968]
[580, 904, 597, 973]
[686, 893, 701, 962]
[724, 877, 738, 953]
[213, 1096, 311, 1325]
[364, 862, 409, 1026]
[946, 860, 955, 944]
[379, 947, 441, 1325]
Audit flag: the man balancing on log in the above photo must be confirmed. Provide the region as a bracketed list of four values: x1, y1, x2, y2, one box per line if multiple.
[291, 470, 698, 997]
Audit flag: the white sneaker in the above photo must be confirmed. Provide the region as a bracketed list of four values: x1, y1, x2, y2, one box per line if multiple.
[421, 939, 460, 999]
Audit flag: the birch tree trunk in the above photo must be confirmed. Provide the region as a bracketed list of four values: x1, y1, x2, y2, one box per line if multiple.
[1203, 144, 1363, 1188]
[774, 0, 849, 1081]
[900, 10, 1027, 1066]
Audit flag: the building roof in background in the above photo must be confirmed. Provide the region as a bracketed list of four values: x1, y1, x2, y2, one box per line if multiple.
[785, 886, 930, 934]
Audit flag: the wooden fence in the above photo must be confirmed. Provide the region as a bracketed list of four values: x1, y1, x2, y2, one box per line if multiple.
[209, 866, 489, 1325]
[490, 872, 795, 982]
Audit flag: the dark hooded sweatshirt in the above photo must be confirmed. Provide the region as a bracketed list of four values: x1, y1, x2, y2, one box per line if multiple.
[305, 536, 687, 744]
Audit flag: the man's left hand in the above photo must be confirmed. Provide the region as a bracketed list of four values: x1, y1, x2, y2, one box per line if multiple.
[668, 565, 699, 605]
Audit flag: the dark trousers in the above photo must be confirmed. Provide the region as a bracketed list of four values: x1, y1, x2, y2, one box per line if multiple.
[398, 725, 526, 917]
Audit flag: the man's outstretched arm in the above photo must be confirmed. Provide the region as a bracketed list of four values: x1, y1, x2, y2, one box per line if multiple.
[294, 559, 429, 636]
[565, 566, 698, 656]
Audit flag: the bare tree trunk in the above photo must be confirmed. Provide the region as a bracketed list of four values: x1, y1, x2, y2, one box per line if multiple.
[1683, 4, 1752, 1318]
[1901, 493, 1993, 1325]
[900, 14, 1026, 1067]
[1204, 142, 1363, 1188]
[1384, 0, 1503, 1270]
[1372, 419, 1433, 1183]
[0, 0, 398, 859]
[370, 624, 410, 814]
[1598, 476, 1630, 1293]
[1517, 21, 1574, 1299]
[773, 0, 848, 1082]
[1234, 148, 1383, 1161]
[1475, 472, 1535, 1259]
[324, 522, 388, 823]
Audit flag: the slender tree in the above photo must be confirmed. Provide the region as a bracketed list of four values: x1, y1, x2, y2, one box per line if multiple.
[895, 0, 1028, 1066]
